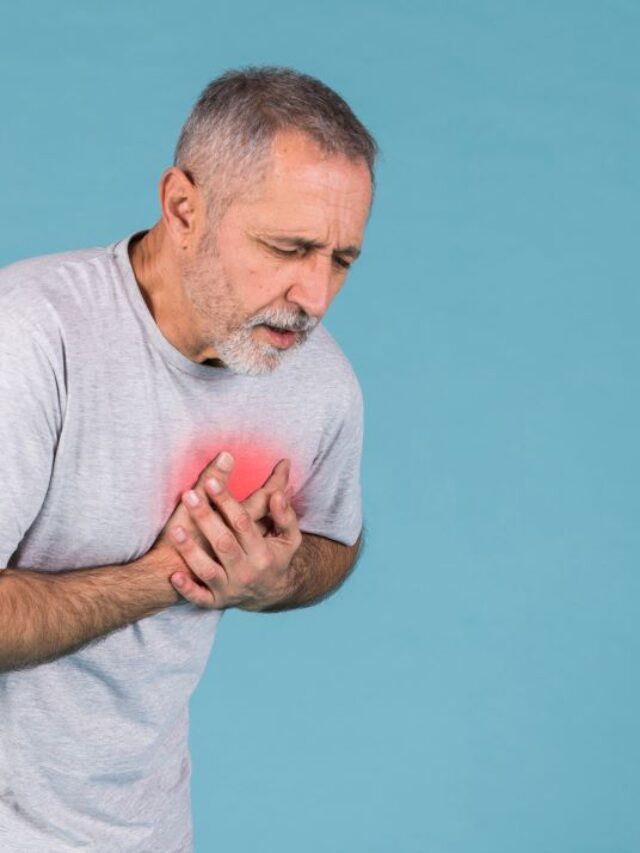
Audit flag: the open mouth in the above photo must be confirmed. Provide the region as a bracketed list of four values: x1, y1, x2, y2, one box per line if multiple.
[261, 325, 298, 347]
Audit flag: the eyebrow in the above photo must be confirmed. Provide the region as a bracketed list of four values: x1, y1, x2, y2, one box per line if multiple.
[260, 234, 362, 260]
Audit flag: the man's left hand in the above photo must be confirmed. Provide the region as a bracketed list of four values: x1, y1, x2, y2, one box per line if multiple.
[168, 463, 302, 612]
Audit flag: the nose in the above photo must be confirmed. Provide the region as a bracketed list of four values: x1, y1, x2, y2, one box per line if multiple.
[284, 254, 336, 319]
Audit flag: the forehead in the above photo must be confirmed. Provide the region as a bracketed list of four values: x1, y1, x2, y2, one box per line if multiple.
[233, 130, 372, 230]
[262, 130, 370, 190]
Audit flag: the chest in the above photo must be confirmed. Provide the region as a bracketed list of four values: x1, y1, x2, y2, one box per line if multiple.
[21, 369, 322, 569]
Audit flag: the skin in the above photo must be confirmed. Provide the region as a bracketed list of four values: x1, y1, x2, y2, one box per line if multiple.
[0, 132, 370, 675]
[131, 129, 372, 610]
[0, 451, 294, 672]
[130, 129, 371, 369]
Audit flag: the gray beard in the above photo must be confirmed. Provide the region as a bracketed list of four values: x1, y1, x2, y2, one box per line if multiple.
[182, 244, 319, 376]
[214, 312, 318, 376]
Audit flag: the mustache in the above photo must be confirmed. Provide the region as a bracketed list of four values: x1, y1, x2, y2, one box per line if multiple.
[247, 309, 319, 333]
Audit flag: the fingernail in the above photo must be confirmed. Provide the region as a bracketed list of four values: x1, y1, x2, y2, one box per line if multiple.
[172, 526, 187, 543]
[185, 490, 199, 507]
[217, 451, 234, 472]
[280, 494, 288, 510]
[206, 476, 222, 494]
[173, 573, 185, 587]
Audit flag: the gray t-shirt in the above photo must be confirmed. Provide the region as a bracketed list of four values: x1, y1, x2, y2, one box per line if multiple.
[0, 231, 363, 852]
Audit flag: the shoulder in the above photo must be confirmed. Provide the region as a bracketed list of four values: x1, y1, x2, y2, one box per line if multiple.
[0, 241, 113, 324]
[0, 242, 117, 394]
[0, 242, 110, 287]
[0, 240, 116, 358]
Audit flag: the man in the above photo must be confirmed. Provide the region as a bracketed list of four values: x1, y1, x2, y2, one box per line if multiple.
[0, 66, 376, 851]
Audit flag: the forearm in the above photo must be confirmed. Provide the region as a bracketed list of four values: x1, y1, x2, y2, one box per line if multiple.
[0, 548, 182, 673]
[261, 530, 364, 613]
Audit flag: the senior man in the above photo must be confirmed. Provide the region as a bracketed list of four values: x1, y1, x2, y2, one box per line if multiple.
[0, 66, 376, 851]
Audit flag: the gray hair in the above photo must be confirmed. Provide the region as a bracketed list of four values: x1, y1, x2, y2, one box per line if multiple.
[173, 66, 378, 223]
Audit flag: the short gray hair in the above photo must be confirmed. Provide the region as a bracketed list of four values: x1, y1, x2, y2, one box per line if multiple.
[173, 66, 378, 223]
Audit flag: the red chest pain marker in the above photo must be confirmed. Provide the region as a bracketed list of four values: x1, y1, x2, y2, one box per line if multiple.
[168, 434, 297, 505]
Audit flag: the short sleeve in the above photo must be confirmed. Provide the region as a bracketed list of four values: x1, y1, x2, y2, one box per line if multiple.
[293, 375, 364, 547]
[0, 316, 63, 568]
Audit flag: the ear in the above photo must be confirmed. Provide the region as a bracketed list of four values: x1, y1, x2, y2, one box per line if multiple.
[159, 166, 203, 251]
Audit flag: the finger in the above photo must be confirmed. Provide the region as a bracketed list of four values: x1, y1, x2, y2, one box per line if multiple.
[193, 450, 236, 496]
[204, 475, 262, 555]
[269, 489, 302, 549]
[181, 489, 243, 576]
[241, 459, 290, 521]
[169, 525, 226, 605]
[183, 451, 237, 549]
[171, 570, 219, 609]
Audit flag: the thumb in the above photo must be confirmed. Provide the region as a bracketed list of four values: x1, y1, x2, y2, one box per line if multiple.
[242, 458, 290, 521]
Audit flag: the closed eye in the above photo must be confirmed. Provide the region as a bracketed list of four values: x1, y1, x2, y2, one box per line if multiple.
[333, 256, 352, 270]
[269, 245, 352, 271]
[271, 246, 304, 258]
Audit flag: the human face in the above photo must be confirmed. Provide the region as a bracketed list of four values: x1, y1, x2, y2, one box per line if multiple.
[180, 130, 372, 375]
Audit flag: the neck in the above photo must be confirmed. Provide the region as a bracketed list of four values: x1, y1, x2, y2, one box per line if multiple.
[128, 221, 213, 363]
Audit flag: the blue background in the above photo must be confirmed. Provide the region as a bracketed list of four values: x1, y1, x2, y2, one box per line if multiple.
[1, 2, 638, 851]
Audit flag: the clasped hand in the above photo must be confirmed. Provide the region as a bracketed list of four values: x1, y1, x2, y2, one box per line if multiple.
[159, 451, 302, 612]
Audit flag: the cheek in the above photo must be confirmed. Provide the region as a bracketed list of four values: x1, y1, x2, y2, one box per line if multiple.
[223, 257, 261, 291]
[246, 263, 262, 284]
[239, 262, 286, 308]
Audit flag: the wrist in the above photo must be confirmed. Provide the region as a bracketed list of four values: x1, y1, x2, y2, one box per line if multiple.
[134, 543, 186, 608]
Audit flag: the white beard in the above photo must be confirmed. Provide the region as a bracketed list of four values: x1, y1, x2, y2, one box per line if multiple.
[214, 309, 319, 376]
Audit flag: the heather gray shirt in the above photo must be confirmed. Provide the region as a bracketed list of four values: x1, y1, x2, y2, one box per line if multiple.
[0, 231, 363, 852]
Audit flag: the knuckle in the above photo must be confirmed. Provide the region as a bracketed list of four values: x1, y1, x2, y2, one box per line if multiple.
[215, 532, 236, 553]
[234, 511, 251, 533]
[179, 536, 195, 553]
[188, 501, 208, 518]
[237, 569, 257, 589]
[199, 566, 218, 584]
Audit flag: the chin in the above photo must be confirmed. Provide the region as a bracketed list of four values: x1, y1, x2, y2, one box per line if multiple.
[217, 345, 286, 377]
[214, 326, 304, 376]
[213, 326, 316, 376]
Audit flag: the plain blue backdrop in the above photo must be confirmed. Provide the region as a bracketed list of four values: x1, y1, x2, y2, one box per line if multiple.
[1, 2, 638, 851]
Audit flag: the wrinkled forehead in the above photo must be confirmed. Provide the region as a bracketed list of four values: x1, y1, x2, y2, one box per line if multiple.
[234, 138, 371, 236]
[261, 130, 371, 196]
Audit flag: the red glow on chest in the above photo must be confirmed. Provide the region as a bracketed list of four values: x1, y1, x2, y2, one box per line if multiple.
[168, 434, 292, 505]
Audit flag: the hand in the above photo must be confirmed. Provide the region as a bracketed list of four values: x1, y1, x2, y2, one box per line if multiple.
[168, 456, 303, 612]
[152, 451, 291, 570]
